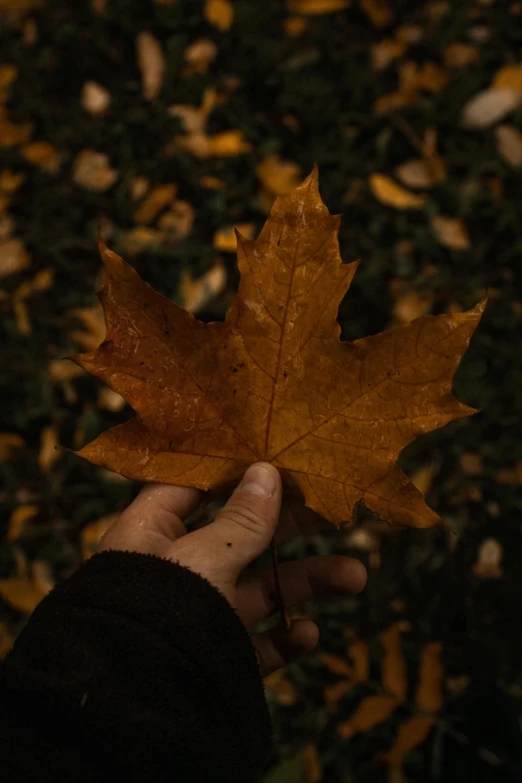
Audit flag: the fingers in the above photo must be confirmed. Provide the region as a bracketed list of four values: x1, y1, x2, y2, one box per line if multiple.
[100, 483, 203, 553]
[236, 555, 367, 631]
[251, 619, 320, 678]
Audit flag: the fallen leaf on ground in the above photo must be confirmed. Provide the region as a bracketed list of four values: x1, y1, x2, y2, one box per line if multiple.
[7, 504, 38, 541]
[38, 425, 60, 472]
[415, 642, 443, 713]
[431, 216, 471, 250]
[462, 88, 522, 129]
[284, 16, 308, 36]
[213, 222, 255, 251]
[122, 227, 163, 255]
[71, 302, 106, 351]
[337, 694, 397, 738]
[81, 81, 111, 115]
[256, 153, 302, 196]
[136, 31, 165, 101]
[72, 149, 118, 191]
[131, 176, 150, 201]
[264, 668, 299, 705]
[204, 0, 234, 30]
[495, 124, 522, 167]
[473, 538, 503, 579]
[0, 577, 49, 614]
[200, 175, 224, 189]
[0, 110, 33, 147]
[395, 157, 446, 189]
[0, 237, 30, 278]
[158, 199, 195, 239]
[369, 173, 425, 209]
[381, 623, 408, 703]
[359, 0, 392, 27]
[134, 183, 177, 224]
[0, 433, 25, 461]
[0, 170, 25, 192]
[443, 42, 479, 68]
[371, 38, 407, 71]
[180, 260, 226, 314]
[287, 0, 349, 12]
[301, 744, 322, 783]
[382, 716, 435, 782]
[183, 39, 218, 74]
[175, 128, 252, 158]
[21, 141, 60, 173]
[392, 290, 433, 325]
[69, 167, 485, 532]
[409, 463, 436, 495]
[493, 64, 522, 93]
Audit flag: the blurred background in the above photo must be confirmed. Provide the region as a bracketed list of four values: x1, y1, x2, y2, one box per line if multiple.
[1, 0, 522, 781]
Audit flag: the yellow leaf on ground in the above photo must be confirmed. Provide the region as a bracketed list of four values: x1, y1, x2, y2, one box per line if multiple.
[431, 216, 470, 250]
[7, 504, 38, 541]
[0, 170, 25, 192]
[415, 642, 443, 713]
[38, 425, 60, 472]
[369, 174, 425, 209]
[98, 387, 126, 412]
[71, 302, 106, 351]
[301, 744, 322, 783]
[409, 463, 436, 496]
[136, 31, 165, 100]
[381, 623, 408, 703]
[256, 153, 302, 195]
[122, 227, 163, 255]
[131, 176, 150, 201]
[371, 38, 406, 71]
[287, 0, 350, 12]
[0, 577, 48, 614]
[200, 175, 224, 189]
[21, 141, 61, 173]
[284, 16, 308, 35]
[443, 42, 479, 68]
[72, 149, 118, 191]
[47, 358, 85, 383]
[395, 158, 445, 189]
[213, 222, 255, 251]
[473, 538, 503, 579]
[0, 433, 25, 461]
[462, 88, 521, 129]
[134, 183, 177, 224]
[175, 129, 252, 158]
[324, 679, 355, 713]
[180, 260, 226, 314]
[183, 39, 218, 74]
[81, 81, 111, 115]
[204, 0, 234, 30]
[337, 694, 397, 738]
[0, 111, 32, 147]
[383, 716, 435, 774]
[392, 290, 433, 325]
[317, 651, 354, 676]
[359, 0, 392, 27]
[0, 237, 30, 279]
[495, 124, 522, 167]
[0, 64, 17, 88]
[158, 200, 195, 239]
[81, 513, 119, 560]
[493, 64, 522, 93]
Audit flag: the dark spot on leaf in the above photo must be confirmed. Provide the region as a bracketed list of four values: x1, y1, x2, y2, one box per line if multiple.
[226, 542, 232, 547]
[283, 370, 287, 378]
[238, 362, 245, 368]
[140, 361, 145, 365]
[231, 367, 238, 373]
[233, 389, 236, 395]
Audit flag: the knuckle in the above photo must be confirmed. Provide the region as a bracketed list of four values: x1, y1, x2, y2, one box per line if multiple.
[220, 499, 267, 537]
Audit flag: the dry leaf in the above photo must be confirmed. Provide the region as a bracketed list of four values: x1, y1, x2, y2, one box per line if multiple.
[122, 227, 163, 255]
[459, 452, 483, 476]
[383, 716, 435, 780]
[0, 433, 25, 461]
[495, 124, 522, 167]
[409, 463, 436, 495]
[131, 176, 150, 201]
[462, 88, 521, 129]
[0, 111, 33, 147]
[98, 387, 126, 412]
[48, 358, 85, 383]
[38, 425, 60, 472]
[0, 169, 25, 192]
[431, 216, 471, 250]
[71, 302, 106, 351]
[81, 81, 111, 115]
[415, 642, 443, 713]
[72, 149, 118, 191]
[158, 200, 195, 239]
[0, 237, 30, 279]
[200, 175, 225, 189]
[0, 577, 48, 614]
[337, 694, 397, 738]
[204, 0, 234, 30]
[395, 158, 445, 189]
[134, 183, 177, 224]
[284, 16, 308, 36]
[256, 153, 302, 196]
[392, 291, 433, 325]
[21, 141, 60, 173]
[369, 174, 425, 209]
[371, 38, 406, 71]
[81, 513, 119, 560]
[473, 538, 503, 579]
[443, 42, 479, 68]
[287, 0, 350, 12]
[317, 651, 353, 676]
[381, 624, 408, 703]
[136, 31, 165, 101]
[213, 222, 255, 251]
[183, 39, 218, 74]
[180, 260, 226, 314]
[301, 744, 322, 783]
[69, 167, 485, 533]
[493, 64, 522, 93]
[359, 0, 392, 27]
[175, 129, 252, 158]
[7, 504, 38, 541]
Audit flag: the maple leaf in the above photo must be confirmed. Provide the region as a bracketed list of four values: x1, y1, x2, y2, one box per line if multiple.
[69, 166, 485, 535]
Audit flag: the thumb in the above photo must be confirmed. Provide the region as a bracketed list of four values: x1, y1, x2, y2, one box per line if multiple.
[213, 462, 282, 576]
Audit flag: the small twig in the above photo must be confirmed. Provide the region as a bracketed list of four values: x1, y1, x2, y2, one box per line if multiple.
[270, 535, 292, 632]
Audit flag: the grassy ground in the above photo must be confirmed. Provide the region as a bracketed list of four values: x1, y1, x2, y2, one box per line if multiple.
[1, 1, 522, 781]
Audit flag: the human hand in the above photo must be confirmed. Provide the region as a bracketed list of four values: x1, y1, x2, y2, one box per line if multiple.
[99, 462, 367, 678]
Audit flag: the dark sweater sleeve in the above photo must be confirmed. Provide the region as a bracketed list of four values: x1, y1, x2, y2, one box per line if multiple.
[0, 550, 274, 782]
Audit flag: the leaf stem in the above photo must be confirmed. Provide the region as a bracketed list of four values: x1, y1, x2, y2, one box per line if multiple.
[270, 535, 292, 632]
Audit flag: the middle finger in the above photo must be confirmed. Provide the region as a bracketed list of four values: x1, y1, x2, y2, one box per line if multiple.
[236, 555, 367, 631]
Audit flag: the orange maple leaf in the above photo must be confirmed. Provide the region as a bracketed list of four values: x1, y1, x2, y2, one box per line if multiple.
[69, 166, 485, 534]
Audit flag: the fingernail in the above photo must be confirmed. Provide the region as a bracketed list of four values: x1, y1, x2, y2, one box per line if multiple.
[239, 464, 277, 497]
